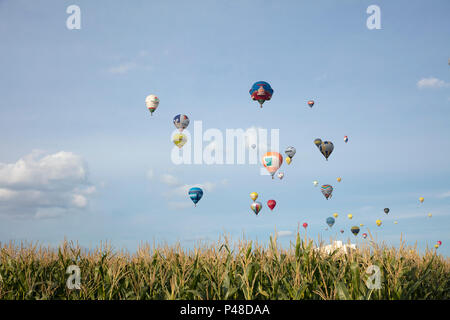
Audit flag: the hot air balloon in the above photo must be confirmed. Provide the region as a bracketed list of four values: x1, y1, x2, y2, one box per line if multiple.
[145, 94, 159, 116]
[394, 221, 398, 224]
[251, 202, 262, 215]
[188, 187, 203, 207]
[419, 197, 424, 204]
[333, 213, 338, 218]
[303, 222, 308, 229]
[262, 152, 283, 179]
[376, 219, 382, 227]
[314, 138, 322, 149]
[384, 208, 390, 214]
[267, 200, 276, 211]
[173, 133, 187, 148]
[321, 184, 333, 200]
[360, 223, 364, 227]
[307, 100, 314, 108]
[285, 146, 296, 159]
[319, 141, 334, 161]
[351, 226, 360, 236]
[434, 244, 439, 249]
[362, 233, 368, 239]
[428, 213, 432, 218]
[286, 157, 292, 165]
[437, 240, 442, 246]
[250, 192, 258, 202]
[326, 217, 335, 228]
[251, 144, 256, 149]
[340, 229, 344, 234]
[344, 136, 348, 143]
[313, 180, 319, 187]
[337, 177, 342, 183]
[277, 172, 284, 180]
[347, 213, 353, 219]
[173, 114, 190, 132]
[249, 81, 273, 108]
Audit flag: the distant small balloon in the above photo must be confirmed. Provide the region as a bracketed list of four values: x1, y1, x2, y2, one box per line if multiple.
[173, 133, 187, 148]
[428, 213, 432, 218]
[277, 172, 284, 180]
[286, 157, 292, 165]
[313, 180, 318, 187]
[351, 226, 360, 236]
[307, 100, 314, 108]
[326, 217, 335, 228]
[362, 233, 368, 239]
[251, 144, 256, 149]
[434, 244, 439, 249]
[394, 221, 398, 224]
[333, 213, 338, 218]
[347, 214, 353, 219]
[360, 223, 364, 227]
[340, 229, 344, 234]
[376, 219, 382, 227]
[251, 202, 262, 215]
[344, 136, 348, 143]
[267, 200, 276, 211]
[437, 240, 442, 246]
[303, 222, 308, 229]
[337, 177, 342, 183]
[419, 197, 424, 204]
[384, 208, 390, 214]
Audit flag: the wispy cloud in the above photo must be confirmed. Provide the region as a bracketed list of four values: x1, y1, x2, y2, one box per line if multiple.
[417, 77, 450, 89]
[276, 230, 293, 238]
[108, 62, 137, 74]
[436, 191, 450, 199]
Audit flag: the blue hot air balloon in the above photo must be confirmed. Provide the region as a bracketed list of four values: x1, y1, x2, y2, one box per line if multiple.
[326, 217, 335, 228]
[188, 187, 203, 207]
[249, 81, 274, 108]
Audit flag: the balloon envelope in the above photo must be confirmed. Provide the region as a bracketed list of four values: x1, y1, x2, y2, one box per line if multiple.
[188, 187, 203, 206]
[326, 217, 335, 227]
[173, 114, 190, 132]
[321, 184, 333, 200]
[376, 219, 382, 226]
[285, 146, 296, 159]
[251, 202, 262, 215]
[344, 136, 348, 143]
[173, 133, 187, 148]
[250, 192, 258, 202]
[333, 213, 338, 218]
[267, 200, 276, 210]
[319, 141, 334, 160]
[285, 157, 291, 165]
[314, 138, 323, 149]
[419, 197, 424, 203]
[262, 152, 283, 178]
[347, 214, 353, 219]
[277, 172, 284, 180]
[337, 177, 342, 182]
[249, 81, 273, 107]
[302, 223, 308, 228]
[308, 100, 314, 108]
[313, 180, 318, 186]
[362, 233, 368, 239]
[351, 226, 360, 236]
[384, 208, 390, 214]
[145, 94, 159, 115]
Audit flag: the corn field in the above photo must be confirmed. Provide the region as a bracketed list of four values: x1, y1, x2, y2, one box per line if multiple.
[0, 234, 448, 300]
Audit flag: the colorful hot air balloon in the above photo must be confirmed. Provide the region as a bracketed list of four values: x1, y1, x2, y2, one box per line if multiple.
[313, 180, 319, 187]
[384, 208, 390, 214]
[250, 192, 258, 202]
[326, 217, 335, 228]
[333, 212, 338, 218]
[314, 138, 323, 149]
[249, 81, 273, 108]
[376, 219, 382, 227]
[262, 152, 283, 179]
[286, 157, 292, 165]
[188, 187, 203, 207]
[303, 222, 308, 229]
[344, 136, 348, 143]
[362, 233, 368, 239]
[347, 214, 353, 219]
[173, 114, 190, 132]
[321, 185, 333, 200]
[307, 100, 314, 108]
[340, 229, 344, 234]
[267, 200, 276, 211]
[173, 133, 187, 148]
[419, 197, 424, 204]
[251, 201, 262, 215]
[285, 146, 296, 159]
[319, 141, 334, 161]
[145, 94, 159, 116]
[337, 177, 342, 183]
[277, 172, 284, 180]
[351, 226, 360, 236]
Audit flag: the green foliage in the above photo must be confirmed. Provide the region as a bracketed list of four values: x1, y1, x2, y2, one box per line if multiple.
[0, 236, 448, 300]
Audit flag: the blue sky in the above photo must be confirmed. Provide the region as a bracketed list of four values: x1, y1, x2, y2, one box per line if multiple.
[0, 0, 449, 255]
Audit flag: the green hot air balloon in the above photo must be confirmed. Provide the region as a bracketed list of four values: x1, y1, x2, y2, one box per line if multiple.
[351, 226, 360, 236]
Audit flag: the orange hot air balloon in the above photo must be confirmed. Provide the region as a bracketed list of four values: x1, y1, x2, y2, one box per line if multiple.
[262, 152, 283, 179]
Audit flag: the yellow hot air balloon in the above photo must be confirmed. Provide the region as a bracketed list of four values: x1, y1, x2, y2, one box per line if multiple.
[250, 192, 258, 202]
[376, 219, 382, 227]
[428, 213, 432, 218]
[333, 213, 338, 218]
[419, 197, 424, 204]
[394, 221, 398, 224]
[286, 157, 292, 165]
[347, 214, 353, 219]
[173, 133, 187, 148]
[360, 223, 364, 227]
[337, 177, 342, 182]
[434, 244, 439, 249]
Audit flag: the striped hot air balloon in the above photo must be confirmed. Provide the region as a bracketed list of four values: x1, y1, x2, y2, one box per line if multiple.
[321, 184, 333, 200]
[262, 152, 283, 179]
[188, 187, 203, 207]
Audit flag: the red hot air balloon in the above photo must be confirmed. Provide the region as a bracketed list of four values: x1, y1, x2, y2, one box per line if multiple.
[267, 200, 276, 211]
[303, 222, 308, 229]
[437, 241, 442, 246]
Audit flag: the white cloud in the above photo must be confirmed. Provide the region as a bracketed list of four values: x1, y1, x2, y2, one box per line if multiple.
[0, 151, 94, 219]
[417, 77, 450, 89]
[160, 173, 179, 186]
[108, 62, 136, 74]
[276, 230, 293, 238]
[436, 191, 450, 198]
